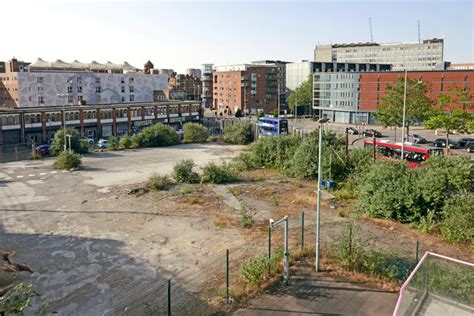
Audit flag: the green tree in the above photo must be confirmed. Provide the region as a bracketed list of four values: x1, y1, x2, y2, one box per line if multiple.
[424, 86, 473, 154]
[287, 74, 313, 112]
[50, 127, 87, 155]
[235, 108, 243, 118]
[375, 77, 433, 139]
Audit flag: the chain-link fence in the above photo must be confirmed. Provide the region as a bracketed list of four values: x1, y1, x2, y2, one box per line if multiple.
[0, 144, 33, 163]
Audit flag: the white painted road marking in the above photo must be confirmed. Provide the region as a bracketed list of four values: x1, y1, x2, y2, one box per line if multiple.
[17, 175, 24, 178]
[51, 171, 57, 174]
[40, 173, 46, 176]
[61, 170, 67, 173]
[4, 177, 12, 180]
[29, 174, 35, 177]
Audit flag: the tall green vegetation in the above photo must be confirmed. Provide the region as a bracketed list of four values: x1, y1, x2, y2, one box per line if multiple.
[424, 86, 473, 154]
[172, 159, 200, 184]
[183, 123, 209, 143]
[131, 123, 179, 148]
[287, 74, 313, 112]
[354, 156, 473, 244]
[375, 77, 432, 137]
[50, 127, 88, 155]
[223, 121, 254, 144]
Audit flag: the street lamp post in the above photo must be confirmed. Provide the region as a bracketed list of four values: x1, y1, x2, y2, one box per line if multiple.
[401, 70, 408, 160]
[56, 93, 68, 152]
[316, 117, 330, 272]
[277, 82, 280, 136]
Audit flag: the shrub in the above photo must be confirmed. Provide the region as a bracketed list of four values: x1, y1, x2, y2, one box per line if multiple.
[183, 123, 209, 143]
[289, 131, 346, 180]
[235, 108, 243, 118]
[330, 222, 412, 283]
[108, 136, 119, 151]
[149, 173, 174, 191]
[201, 162, 238, 184]
[0, 283, 34, 314]
[223, 121, 253, 145]
[249, 135, 301, 171]
[172, 159, 200, 183]
[53, 151, 82, 170]
[241, 248, 283, 287]
[50, 127, 87, 155]
[131, 123, 180, 148]
[239, 205, 253, 228]
[356, 160, 418, 222]
[79, 140, 89, 153]
[119, 135, 132, 149]
[440, 193, 474, 244]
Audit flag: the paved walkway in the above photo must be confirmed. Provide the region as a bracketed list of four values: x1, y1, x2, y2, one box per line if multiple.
[234, 265, 398, 316]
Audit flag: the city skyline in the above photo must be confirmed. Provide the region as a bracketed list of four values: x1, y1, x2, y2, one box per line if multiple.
[2, 0, 473, 73]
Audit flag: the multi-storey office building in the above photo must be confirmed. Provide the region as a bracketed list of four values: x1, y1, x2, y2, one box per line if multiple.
[213, 64, 278, 114]
[313, 70, 474, 124]
[314, 38, 444, 71]
[201, 64, 213, 108]
[252, 60, 289, 109]
[187, 68, 202, 78]
[0, 101, 201, 145]
[0, 58, 168, 108]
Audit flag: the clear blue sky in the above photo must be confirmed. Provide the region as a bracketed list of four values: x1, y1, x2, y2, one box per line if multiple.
[3, 0, 473, 73]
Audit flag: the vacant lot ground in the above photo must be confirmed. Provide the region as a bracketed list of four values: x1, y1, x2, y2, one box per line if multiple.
[0, 143, 470, 314]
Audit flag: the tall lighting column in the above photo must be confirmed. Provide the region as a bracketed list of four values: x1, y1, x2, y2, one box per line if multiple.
[316, 117, 329, 271]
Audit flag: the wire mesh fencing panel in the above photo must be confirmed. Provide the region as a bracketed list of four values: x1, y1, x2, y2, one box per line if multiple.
[0, 144, 32, 163]
[394, 252, 474, 316]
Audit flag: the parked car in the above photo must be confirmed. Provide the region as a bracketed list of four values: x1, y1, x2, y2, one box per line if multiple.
[80, 137, 95, 145]
[465, 141, 474, 153]
[35, 144, 50, 156]
[345, 127, 359, 135]
[433, 138, 460, 149]
[96, 139, 109, 149]
[407, 134, 427, 144]
[362, 129, 382, 137]
[456, 137, 474, 148]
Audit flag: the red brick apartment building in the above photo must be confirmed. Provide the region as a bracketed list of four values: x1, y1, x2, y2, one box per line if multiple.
[213, 64, 278, 114]
[359, 70, 474, 112]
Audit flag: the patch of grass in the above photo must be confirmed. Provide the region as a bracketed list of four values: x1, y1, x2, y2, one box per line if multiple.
[241, 248, 284, 287]
[53, 151, 81, 170]
[270, 196, 279, 206]
[337, 210, 346, 217]
[239, 204, 253, 228]
[180, 185, 193, 194]
[149, 173, 174, 191]
[172, 159, 200, 184]
[201, 162, 238, 184]
[31, 152, 42, 160]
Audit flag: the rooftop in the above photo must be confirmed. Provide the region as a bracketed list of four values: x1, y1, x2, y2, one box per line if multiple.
[25, 58, 139, 72]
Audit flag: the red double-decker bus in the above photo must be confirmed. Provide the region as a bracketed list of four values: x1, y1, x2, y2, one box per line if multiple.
[364, 139, 443, 167]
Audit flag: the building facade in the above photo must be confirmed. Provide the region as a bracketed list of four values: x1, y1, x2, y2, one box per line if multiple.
[252, 60, 289, 109]
[187, 68, 202, 78]
[313, 70, 474, 124]
[166, 73, 201, 101]
[213, 64, 278, 114]
[201, 64, 213, 108]
[0, 58, 168, 108]
[0, 101, 201, 146]
[314, 38, 444, 71]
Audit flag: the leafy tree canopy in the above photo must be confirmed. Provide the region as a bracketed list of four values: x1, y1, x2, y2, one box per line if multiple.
[287, 74, 313, 111]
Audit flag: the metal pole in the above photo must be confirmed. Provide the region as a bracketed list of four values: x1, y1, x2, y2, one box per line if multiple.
[401, 70, 407, 160]
[301, 211, 304, 250]
[345, 130, 349, 164]
[295, 90, 298, 122]
[68, 135, 71, 152]
[373, 133, 376, 161]
[284, 218, 289, 286]
[416, 241, 419, 264]
[277, 82, 280, 136]
[226, 249, 229, 304]
[167, 279, 171, 316]
[268, 225, 271, 259]
[63, 101, 66, 152]
[316, 122, 323, 272]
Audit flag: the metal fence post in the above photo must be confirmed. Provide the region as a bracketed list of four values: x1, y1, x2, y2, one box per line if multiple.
[416, 241, 419, 263]
[168, 279, 171, 316]
[226, 249, 229, 304]
[268, 225, 272, 259]
[301, 211, 304, 250]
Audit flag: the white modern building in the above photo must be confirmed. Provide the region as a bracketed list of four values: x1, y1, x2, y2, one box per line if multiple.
[314, 38, 444, 71]
[285, 61, 314, 91]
